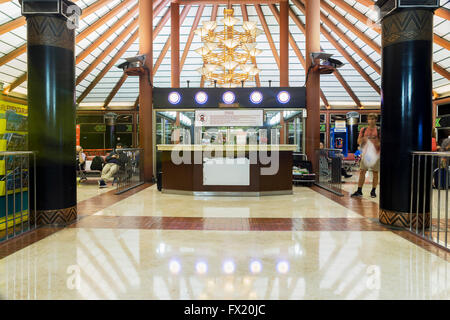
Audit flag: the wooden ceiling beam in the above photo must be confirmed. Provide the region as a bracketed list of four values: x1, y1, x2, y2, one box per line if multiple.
[77, 0, 135, 42]
[329, 0, 449, 75]
[434, 34, 450, 50]
[81, 0, 117, 17]
[0, 0, 132, 67]
[76, 5, 138, 63]
[320, 90, 329, 108]
[271, 4, 331, 106]
[269, 4, 305, 66]
[0, 17, 25, 37]
[241, 4, 261, 87]
[293, 0, 381, 94]
[434, 63, 450, 80]
[153, 40, 170, 76]
[180, 4, 205, 69]
[281, 4, 361, 107]
[321, 25, 381, 94]
[211, 5, 219, 22]
[154, 0, 171, 16]
[77, 0, 170, 86]
[0, 46, 26, 67]
[153, 7, 172, 41]
[319, 0, 381, 53]
[77, 30, 139, 104]
[354, 0, 375, 7]
[255, 4, 280, 69]
[76, 19, 138, 85]
[436, 7, 450, 20]
[329, 0, 379, 30]
[319, 9, 381, 74]
[133, 95, 139, 110]
[103, 73, 128, 108]
[178, 0, 285, 4]
[2, 72, 27, 95]
[333, 69, 362, 108]
[4, 1, 141, 93]
[153, 5, 192, 76]
[331, 0, 450, 50]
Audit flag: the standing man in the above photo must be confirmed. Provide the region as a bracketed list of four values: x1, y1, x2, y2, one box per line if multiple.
[351, 113, 380, 198]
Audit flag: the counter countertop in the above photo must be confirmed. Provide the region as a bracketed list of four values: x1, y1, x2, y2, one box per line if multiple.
[157, 144, 298, 151]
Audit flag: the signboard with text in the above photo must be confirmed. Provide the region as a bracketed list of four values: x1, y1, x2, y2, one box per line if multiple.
[195, 110, 263, 127]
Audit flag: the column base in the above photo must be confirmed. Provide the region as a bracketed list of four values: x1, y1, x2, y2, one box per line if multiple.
[30, 205, 77, 227]
[379, 209, 430, 229]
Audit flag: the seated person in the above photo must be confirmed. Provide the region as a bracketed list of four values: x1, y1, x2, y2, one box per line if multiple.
[98, 143, 127, 188]
[441, 138, 450, 152]
[76, 145, 87, 181]
[319, 142, 352, 178]
[440, 138, 450, 167]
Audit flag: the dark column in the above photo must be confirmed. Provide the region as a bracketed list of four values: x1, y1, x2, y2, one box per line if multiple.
[346, 112, 359, 153]
[104, 112, 118, 149]
[24, 1, 80, 226]
[377, 1, 437, 228]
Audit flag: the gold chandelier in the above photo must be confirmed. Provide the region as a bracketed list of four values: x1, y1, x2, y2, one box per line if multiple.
[194, 8, 263, 88]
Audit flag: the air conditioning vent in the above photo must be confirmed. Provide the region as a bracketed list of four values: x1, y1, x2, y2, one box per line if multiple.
[22, 0, 60, 15]
[398, 0, 439, 6]
[376, 0, 440, 20]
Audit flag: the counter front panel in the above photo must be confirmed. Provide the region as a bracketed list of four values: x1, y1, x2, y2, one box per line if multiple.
[158, 145, 295, 195]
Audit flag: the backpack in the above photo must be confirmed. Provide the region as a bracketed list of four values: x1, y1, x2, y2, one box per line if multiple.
[361, 126, 380, 139]
[90, 156, 104, 171]
[433, 168, 449, 190]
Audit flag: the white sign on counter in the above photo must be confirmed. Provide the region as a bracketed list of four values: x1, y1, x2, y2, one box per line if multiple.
[203, 157, 250, 186]
[195, 110, 263, 127]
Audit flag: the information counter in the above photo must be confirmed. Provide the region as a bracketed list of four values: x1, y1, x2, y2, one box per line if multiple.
[157, 144, 296, 196]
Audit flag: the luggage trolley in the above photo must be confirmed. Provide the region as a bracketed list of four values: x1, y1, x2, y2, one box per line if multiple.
[292, 153, 316, 185]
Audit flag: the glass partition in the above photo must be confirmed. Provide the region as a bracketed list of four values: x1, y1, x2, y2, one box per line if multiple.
[153, 109, 305, 172]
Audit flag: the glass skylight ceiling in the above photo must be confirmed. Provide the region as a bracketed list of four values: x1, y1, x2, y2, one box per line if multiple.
[0, 0, 448, 108]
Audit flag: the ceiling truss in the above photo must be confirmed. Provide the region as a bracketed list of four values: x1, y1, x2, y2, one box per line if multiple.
[0, 0, 448, 109]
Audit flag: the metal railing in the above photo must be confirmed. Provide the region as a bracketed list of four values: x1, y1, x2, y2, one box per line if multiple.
[410, 151, 449, 250]
[315, 148, 344, 196]
[83, 149, 113, 157]
[0, 151, 36, 243]
[115, 148, 144, 195]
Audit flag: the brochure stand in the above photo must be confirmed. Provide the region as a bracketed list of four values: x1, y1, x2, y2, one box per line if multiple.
[0, 99, 29, 231]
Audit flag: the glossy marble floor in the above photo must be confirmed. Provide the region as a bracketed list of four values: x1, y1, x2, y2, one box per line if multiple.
[0, 175, 449, 300]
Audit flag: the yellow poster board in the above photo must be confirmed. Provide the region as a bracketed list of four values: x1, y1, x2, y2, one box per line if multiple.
[0, 99, 28, 152]
[0, 98, 28, 230]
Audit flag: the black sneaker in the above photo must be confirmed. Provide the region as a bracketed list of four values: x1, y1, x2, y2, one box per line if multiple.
[370, 189, 377, 198]
[99, 180, 107, 188]
[351, 190, 363, 197]
[344, 174, 353, 178]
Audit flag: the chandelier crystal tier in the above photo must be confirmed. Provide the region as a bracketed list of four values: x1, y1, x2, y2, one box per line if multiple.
[194, 8, 263, 88]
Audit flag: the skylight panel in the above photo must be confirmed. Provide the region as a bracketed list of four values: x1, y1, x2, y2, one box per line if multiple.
[353, 2, 369, 14]
[0, 2, 21, 20]
[0, 41, 17, 55]
[1, 27, 24, 45]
